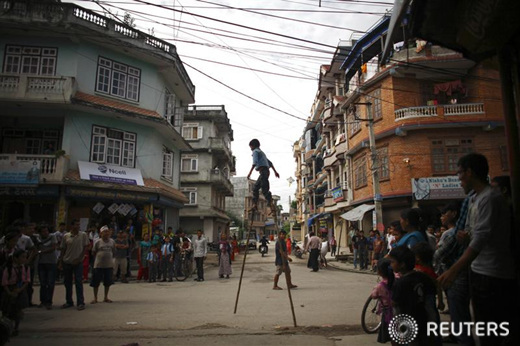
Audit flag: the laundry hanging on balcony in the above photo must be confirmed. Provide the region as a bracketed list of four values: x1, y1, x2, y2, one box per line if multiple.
[433, 80, 467, 96]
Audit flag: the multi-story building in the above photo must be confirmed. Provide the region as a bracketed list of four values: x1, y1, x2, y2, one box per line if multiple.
[179, 105, 235, 241]
[226, 176, 279, 239]
[295, 15, 509, 248]
[0, 1, 194, 234]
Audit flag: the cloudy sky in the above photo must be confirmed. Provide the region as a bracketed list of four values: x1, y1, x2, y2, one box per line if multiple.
[66, 0, 394, 210]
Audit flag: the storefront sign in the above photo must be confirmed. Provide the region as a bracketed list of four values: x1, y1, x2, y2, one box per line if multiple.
[66, 187, 157, 203]
[0, 185, 59, 197]
[0, 160, 40, 185]
[412, 176, 465, 200]
[78, 161, 144, 186]
[331, 186, 344, 202]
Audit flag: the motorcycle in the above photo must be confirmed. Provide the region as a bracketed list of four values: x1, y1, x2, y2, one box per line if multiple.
[294, 246, 303, 259]
[259, 244, 268, 257]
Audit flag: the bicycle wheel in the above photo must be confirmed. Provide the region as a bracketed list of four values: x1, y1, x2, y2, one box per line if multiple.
[174, 256, 188, 281]
[361, 296, 381, 334]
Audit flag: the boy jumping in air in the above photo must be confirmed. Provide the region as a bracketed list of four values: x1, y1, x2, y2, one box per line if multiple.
[247, 139, 280, 214]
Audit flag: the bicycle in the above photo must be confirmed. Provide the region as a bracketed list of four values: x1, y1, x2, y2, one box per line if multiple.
[174, 250, 193, 281]
[361, 295, 382, 334]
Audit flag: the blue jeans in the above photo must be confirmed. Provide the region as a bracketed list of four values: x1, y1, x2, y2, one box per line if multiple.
[353, 248, 359, 268]
[63, 263, 85, 306]
[38, 263, 57, 306]
[446, 270, 474, 345]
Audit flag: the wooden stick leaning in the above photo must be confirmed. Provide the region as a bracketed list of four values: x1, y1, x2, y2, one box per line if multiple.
[233, 209, 255, 314]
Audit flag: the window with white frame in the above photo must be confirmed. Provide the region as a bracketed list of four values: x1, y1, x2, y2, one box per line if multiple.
[181, 187, 197, 205]
[90, 125, 136, 167]
[162, 151, 174, 181]
[3, 45, 57, 76]
[182, 123, 203, 140]
[181, 154, 198, 172]
[165, 89, 184, 128]
[96, 57, 141, 102]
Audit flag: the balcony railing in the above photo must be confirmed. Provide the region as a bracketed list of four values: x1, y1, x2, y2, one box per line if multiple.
[395, 105, 438, 121]
[1, 0, 195, 99]
[208, 137, 232, 160]
[0, 154, 69, 182]
[209, 169, 233, 194]
[444, 103, 484, 116]
[395, 103, 485, 121]
[0, 75, 77, 102]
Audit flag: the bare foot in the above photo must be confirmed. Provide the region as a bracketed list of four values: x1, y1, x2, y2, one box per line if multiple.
[289, 285, 298, 289]
[90, 300, 98, 304]
[103, 298, 113, 303]
[273, 286, 283, 290]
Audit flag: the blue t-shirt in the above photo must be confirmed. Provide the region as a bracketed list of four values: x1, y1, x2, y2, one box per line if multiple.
[252, 148, 272, 170]
[394, 231, 427, 249]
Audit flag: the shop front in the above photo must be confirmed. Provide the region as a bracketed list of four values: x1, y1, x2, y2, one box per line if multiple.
[0, 185, 60, 228]
[412, 176, 466, 227]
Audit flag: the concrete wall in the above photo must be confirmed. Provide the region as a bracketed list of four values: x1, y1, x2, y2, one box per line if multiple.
[62, 112, 182, 187]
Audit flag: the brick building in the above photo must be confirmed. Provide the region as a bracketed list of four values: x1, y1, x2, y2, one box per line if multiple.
[293, 15, 509, 248]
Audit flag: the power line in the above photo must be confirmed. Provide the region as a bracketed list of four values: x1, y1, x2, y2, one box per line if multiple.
[126, 0, 338, 49]
[194, 0, 367, 33]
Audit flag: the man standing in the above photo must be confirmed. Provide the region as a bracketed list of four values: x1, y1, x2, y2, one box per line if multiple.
[351, 230, 360, 269]
[90, 226, 115, 304]
[273, 230, 297, 290]
[357, 231, 368, 270]
[14, 221, 36, 306]
[193, 230, 207, 282]
[439, 153, 516, 346]
[59, 219, 90, 311]
[306, 231, 321, 272]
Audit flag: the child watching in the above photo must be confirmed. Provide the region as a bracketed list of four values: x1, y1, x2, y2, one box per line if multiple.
[160, 236, 174, 282]
[147, 245, 159, 283]
[412, 243, 445, 313]
[2, 250, 30, 337]
[246, 138, 280, 214]
[388, 246, 437, 346]
[370, 258, 394, 343]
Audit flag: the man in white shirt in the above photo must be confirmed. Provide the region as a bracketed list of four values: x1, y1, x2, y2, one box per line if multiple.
[193, 230, 208, 282]
[305, 232, 321, 272]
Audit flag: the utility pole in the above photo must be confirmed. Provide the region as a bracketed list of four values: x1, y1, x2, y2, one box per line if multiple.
[365, 103, 384, 232]
[354, 101, 384, 232]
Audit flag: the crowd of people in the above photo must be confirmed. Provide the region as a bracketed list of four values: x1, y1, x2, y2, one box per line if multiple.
[367, 153, 518, 345]
[0, 217, 216, 341]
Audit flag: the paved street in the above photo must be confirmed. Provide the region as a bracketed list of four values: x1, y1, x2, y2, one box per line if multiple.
[11, 246, 381, 346]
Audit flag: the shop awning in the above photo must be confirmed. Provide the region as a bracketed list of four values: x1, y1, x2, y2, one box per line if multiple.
[307, 213, 323, 227]
[340, 204, 375, 222]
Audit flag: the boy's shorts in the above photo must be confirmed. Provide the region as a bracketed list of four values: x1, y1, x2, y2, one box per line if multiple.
[90, 268, 113, 287]
[275, 264, 291, 276]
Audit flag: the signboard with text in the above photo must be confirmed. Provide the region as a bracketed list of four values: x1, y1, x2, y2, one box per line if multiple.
[78, 161, 144, 186]
[412, 176, 465, 200]
[0, 160, 40, 185]
[331, 186, 345, 202]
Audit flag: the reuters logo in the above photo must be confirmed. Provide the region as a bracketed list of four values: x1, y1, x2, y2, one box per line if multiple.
[389, 314, 418, 344]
